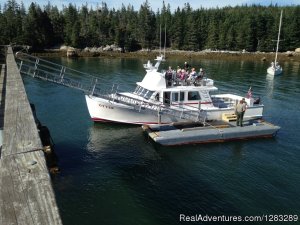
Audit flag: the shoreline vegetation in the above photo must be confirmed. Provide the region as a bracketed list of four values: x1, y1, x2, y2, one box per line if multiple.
[2, 1, 300, 59]
[33, 48, 300, 62]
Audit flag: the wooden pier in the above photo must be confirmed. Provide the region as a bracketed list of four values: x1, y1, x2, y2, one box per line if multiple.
[0, 47, 62, 224]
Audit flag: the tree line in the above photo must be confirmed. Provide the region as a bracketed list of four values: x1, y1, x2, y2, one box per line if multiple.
[0, 0, 299, 52]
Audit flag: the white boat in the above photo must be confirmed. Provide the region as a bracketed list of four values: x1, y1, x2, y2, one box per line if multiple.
[14, 26, 263, 126]
[267, 10, 283, 76]
[85, 56, 264, 125]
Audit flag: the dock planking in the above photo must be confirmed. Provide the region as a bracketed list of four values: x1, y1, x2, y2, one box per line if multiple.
[0, 47, 62, 225]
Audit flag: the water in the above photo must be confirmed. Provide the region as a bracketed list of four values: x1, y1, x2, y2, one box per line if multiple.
[23, 57, 300, 225]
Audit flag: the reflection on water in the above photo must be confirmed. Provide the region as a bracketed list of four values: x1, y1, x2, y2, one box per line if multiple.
[266, 73, 275, 97]
[85, 123, 161, 171]
[87, 123, 141, 153]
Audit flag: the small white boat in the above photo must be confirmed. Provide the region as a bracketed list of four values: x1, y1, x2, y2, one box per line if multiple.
[85, 56, 264, 125]
[267, 10, 283, 76]
[267, 62, 282, 76]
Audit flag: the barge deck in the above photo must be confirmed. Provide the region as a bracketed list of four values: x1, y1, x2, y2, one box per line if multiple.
[142, 119, 280, 146]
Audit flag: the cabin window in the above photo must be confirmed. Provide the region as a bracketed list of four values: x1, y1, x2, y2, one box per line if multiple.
[163, 92, 171, 105]
[144, 91, 154, 100]
[144, 90, 149, 98]
[180, 92, 185, 101]
[139, 88, 146, 95]
[171, 92, 184, 102]
[134, 86, 141, 94]
[172, 92, 179, 102]
[188, 91, 200, 101]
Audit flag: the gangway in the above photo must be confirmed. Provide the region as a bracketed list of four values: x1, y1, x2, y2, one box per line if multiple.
[16, 52, 206, 123]
[16, 52, 100, 93]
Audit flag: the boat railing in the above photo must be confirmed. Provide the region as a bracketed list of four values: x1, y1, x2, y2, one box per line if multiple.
[167, 76, 213, 88]
[157, 98, 207, 122]
[112, 90, 207, 122]
[93, 90, 207, 122]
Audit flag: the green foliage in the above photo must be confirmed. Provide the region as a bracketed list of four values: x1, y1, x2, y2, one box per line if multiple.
[0, 1, 299, 52]
[138, 0, 156, 50]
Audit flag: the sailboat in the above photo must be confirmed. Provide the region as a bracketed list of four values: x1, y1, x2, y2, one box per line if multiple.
[267, 10, 283, 75]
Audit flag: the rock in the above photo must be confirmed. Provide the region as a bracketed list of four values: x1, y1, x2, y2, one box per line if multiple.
[83, 47, 90, 52]
[295, 48, 300, 53]
[103, 45, 112, 51]
[67, 48, 77, 57]
[261, 57, 266, 61]
[66, 44, 121, 53]
[286, 51, 294, 57]
[60, 45, 68, 51]
[90, 47, 98, 52]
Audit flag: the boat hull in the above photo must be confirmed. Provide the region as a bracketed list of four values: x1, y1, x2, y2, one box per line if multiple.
[267, 66, 282, 76]
[85, 95, 183, 124]
[85, 95, 264, 125]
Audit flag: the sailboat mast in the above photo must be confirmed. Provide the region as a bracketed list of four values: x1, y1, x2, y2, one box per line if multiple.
[164, 23, 166, 59]
[159, 24, 162, 56]
[275, 10, 283, 64]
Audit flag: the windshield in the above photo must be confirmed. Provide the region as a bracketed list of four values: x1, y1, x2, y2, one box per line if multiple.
[134, 85, 154, 100]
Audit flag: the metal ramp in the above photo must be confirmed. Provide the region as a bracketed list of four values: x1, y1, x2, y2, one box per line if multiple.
[16, 52, 206, 123]
[16, 52, 99, 93]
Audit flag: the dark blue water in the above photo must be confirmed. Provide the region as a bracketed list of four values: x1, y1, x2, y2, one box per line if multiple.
[23, 57, 300, 225]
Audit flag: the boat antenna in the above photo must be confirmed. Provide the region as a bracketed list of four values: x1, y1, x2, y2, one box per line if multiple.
[275, 10, 283, 65]
[164, 22, 166, 59]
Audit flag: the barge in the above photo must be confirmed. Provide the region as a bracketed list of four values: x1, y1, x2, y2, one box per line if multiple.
[142, 119, 280, 146]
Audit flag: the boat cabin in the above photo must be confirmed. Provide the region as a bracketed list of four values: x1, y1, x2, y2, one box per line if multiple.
[130, 57, 263, 121]
[158, 88, 215, 109]
[133, 64, 218, 108]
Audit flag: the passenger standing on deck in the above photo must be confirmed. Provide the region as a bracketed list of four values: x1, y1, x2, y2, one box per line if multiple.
[184, 62, 191, 71]
[180, 69, 187, 85]
[235, 99, 246, 127]
[198, 68, 205, 79]
[165, 66, 173, 87]
[187, 68, 197, 83]
[175, 66, 181, 85]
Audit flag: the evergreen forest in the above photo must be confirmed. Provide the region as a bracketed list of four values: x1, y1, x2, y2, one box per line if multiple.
[0, 0, 299, 52]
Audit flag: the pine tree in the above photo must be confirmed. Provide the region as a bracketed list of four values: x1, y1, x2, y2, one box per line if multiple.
[138, 0, 156, 50]
[171, 7, 184, 49]
[63, 4, 79, 47]
[205, 16, 219, 50]
[1, 0, 300, 52]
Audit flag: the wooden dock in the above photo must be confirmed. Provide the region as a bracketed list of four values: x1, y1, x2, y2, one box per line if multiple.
[0, 47, 62, 224]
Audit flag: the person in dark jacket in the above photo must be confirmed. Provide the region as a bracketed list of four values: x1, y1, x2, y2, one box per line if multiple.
[235, 99, 246, 127]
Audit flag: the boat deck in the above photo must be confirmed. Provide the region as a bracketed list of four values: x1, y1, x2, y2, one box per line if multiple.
[142, 119, 280, 146]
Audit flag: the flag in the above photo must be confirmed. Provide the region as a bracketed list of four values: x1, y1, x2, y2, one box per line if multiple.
[246, 87, 252, 98]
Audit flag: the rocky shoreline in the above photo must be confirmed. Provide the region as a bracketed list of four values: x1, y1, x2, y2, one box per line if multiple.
[32, 46, 300, 62]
